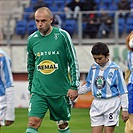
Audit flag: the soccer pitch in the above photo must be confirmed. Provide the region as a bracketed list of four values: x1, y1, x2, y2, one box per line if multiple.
[1, 108, 125, 133]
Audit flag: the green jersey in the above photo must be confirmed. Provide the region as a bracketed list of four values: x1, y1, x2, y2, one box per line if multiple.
[27, 27, 80, 97]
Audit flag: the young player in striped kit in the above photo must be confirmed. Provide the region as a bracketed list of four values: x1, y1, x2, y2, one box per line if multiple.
[125, 31, 133, 133]
[25, 7, 80, 133]
[0, 49, 15, 127]
[69, 42, 129, 133]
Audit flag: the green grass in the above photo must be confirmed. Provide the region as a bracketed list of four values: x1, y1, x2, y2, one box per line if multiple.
[1, 108, 125, 133]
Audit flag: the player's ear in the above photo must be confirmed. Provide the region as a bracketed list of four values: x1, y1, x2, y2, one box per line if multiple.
[106, 53, 110, 58]
[50, 17, 53, 23]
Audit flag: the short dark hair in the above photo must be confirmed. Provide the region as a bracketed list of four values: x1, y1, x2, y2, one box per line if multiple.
[91, 42, 109, 56]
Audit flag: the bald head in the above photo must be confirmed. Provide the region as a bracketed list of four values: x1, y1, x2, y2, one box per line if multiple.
[35, 7, 53, 18]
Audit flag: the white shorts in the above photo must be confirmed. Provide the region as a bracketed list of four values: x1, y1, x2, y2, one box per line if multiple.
[90, 96, 121, 127]
[0, 95, 6, 126]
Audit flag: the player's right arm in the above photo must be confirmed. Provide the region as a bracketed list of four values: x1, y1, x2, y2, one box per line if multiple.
[27, 38, 35, 93]
[69, 80, 91, 101]
[78, 67, 92, 95]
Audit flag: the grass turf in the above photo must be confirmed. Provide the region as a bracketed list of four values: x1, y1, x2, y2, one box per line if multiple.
[1, 108, 125, 133]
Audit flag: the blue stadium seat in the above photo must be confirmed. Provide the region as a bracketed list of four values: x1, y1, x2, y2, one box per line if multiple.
[30, 0, 38, 5]
[27, 20, 37, 35]
[94, 0, 101, 4]
[54, 0, 65, 7]
[65, 0, 72, 5]
[113, 0, 120, 4]
[102, 0, 112, 7]
[49, 5, 59, 12]
[97, 3, 108, 11]
[125, 16, 133, 34]
[43, 0, 53, 7]
[23, 7, 34, 21]
[15, 20, 27, 38]
[63, 19, 76, 36]
[82, 22, 87, 31]
[108, 3, 118, 17]
[59, 13, 66, 23]
[118, 17, 125, 36]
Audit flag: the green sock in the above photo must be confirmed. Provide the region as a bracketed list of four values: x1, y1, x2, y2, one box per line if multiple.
[26, 127, 38, 133]
[58, 127, 70, 133]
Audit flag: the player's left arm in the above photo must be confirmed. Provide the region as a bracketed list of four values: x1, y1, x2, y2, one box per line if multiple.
[117, 69, 128, 109]
[117, 68, 129, 121]
[5, 87, 15, 126]
[66, 40, 80, 89]
[65, 34, 80, 100]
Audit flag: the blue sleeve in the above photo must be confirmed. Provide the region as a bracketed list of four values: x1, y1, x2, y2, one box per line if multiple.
[1, 56, 13, 88]
[117, 68, 128, 95]
[86, 67, 93, 88]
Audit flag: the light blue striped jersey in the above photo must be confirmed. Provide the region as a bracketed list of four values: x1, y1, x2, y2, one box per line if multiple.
[126, 51, 133, 83]
[86, 61, 127, 98]
[0, 49, 14, 96]
[126, 51, 133, 113]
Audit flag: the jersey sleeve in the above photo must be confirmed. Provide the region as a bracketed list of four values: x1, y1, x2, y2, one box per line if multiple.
[27, 38, 35, 92]
[117, 68, 128, 95]
[64, 32, 80, 90]
[5, 87, 15, 121]
[0, 54, 14, 88]
[78, 67, 92, 94]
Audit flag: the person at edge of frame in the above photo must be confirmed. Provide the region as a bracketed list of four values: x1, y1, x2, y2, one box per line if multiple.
[0, 32, 15, 128]
[125, 31, 133, 133]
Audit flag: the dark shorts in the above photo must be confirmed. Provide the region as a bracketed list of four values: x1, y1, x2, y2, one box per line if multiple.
[28, 93, 71, 121]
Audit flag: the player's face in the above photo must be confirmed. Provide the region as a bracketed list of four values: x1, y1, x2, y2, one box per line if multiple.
[35, 11, 53, 35]
[93, 54, 109, 66]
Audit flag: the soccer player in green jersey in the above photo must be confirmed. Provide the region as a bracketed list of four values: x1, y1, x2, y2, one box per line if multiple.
[25, 7, 80, 133]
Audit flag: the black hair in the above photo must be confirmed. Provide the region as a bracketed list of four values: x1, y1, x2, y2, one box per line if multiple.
[91, 42, 109, 56]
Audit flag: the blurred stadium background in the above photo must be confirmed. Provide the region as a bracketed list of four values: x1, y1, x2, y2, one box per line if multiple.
[0, 0, 132, 122]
